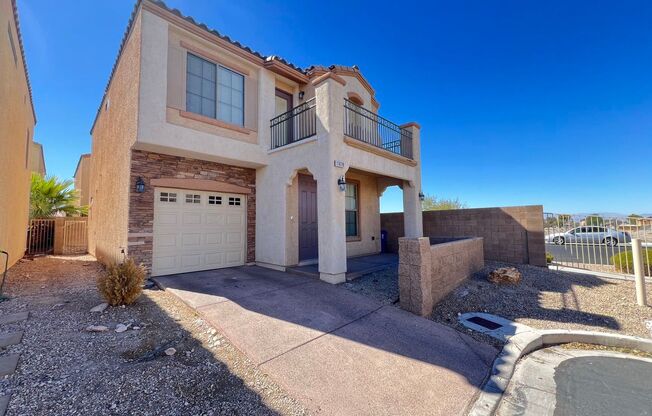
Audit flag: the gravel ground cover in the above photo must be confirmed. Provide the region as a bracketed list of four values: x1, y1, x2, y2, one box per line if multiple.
[0, 255, 308, 416]
[344, 260, 652, 348]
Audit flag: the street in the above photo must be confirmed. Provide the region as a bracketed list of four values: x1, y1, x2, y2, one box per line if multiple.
[546, 243, 632, 266]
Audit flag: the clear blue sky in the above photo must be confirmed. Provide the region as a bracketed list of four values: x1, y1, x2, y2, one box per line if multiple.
[19, 0, 652, 215]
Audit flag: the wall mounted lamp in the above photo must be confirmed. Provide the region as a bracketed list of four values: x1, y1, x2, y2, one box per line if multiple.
[419, 191, 425, 201]
[298, 91, 305, 100]
[135, 177, 145, 193]
[338, 176, 346, 191]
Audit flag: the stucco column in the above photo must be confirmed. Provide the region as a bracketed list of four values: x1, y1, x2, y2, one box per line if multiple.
[314, 75, 347, 284]
[401, 123, 423, 238]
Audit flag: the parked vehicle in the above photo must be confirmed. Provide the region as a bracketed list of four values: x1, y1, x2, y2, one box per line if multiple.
[545, 226, 631, 246]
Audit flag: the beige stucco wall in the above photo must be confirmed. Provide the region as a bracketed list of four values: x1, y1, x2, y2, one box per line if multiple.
[74, 154, 91, 206]
[93, 2, 423, 281]
[88, 11, 142, 265]
[344, 171, 381, 257]
[0, 0, 36, 268]
[28, 141, 45, 176]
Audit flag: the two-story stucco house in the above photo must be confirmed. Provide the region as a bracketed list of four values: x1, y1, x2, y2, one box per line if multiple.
[89, 0, 423, 284]
[0, 0, 37, 269]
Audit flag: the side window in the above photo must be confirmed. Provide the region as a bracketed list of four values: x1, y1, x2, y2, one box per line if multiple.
[8, 23, 17, 66]
[345, 183, 359, 237]
[160, 192, 177, 202]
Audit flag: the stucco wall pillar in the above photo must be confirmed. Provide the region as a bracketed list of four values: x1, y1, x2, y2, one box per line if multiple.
[401, 123, 423, 238]
[314, 76, 347, 283]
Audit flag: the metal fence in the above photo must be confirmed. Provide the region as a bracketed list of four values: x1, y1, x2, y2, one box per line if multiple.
[27, 218, 56, 255]
[270, 98, 316, 149]
[343, 99, 413, 159]
[544, 213, 652, 277]
[62, 220, 88, 254]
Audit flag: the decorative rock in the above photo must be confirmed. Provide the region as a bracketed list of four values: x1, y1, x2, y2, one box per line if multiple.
[90, 303, 109, 313]
[488, 267, 522, 285]
[115, 324, 129, 333]
[85, 325, 109, 332]
[164, 347, 176, 356]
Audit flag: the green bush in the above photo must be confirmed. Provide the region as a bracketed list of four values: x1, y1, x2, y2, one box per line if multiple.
[611, 249, 652, 276]
[546, 252, 554, 264]
[98, 258, 146, 306]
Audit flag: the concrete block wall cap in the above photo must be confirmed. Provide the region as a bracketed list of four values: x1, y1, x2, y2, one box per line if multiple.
[469, 328, 652, 416]
[400, 121, 421, 130]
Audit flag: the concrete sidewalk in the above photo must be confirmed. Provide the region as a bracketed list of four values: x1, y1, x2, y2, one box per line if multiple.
[154, 266, 496, 415]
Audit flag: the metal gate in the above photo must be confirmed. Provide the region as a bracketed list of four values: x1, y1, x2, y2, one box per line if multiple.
[62, 220, 88, 254]
[27, 218, 56, 255]
[544, 213, 652, 277]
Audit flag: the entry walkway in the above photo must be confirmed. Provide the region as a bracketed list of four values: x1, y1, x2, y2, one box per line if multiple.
[154, 266, 495, 416]
[287, 253, 398, 280]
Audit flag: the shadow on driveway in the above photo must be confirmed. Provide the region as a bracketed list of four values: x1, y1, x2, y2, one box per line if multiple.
[154, 266, 497, 416]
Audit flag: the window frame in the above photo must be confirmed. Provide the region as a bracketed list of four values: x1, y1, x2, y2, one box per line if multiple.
[345, 180, 361, 240]
[185, 52, 245, 127]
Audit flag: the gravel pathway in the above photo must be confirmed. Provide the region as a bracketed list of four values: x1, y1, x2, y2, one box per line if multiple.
[343, 260, 652, 348]
[0, 256, 308, 416]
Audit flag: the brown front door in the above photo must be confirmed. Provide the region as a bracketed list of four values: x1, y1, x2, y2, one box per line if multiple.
[298, 174, 318, 261]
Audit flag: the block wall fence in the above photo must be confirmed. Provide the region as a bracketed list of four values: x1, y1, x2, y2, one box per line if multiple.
[382, 205, 546, 267]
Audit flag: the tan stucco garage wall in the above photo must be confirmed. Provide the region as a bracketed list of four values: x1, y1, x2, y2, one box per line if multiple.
[0, 0, 36, 268]
[88, 11, 142, 265]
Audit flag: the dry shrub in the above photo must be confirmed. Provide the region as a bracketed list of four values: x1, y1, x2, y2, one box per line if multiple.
[98, 258, 146, 305]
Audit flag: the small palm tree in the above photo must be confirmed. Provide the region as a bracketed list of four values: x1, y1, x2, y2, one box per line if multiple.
[30, 173, 87, 218]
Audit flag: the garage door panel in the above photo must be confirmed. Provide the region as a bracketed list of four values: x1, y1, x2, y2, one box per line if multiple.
[205, 252, 226, 267]
[205, 232, 224, 245]
[155, 256, 177, 271]
[154, 233, 178, 248]
[182, 212, 202, 225]
[157, 212, 180, 225]
[181, 254, 202, 268]
[206, 213, 226, 225]
[153, 188, 246, 276]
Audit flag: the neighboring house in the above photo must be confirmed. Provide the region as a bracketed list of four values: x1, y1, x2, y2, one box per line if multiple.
[73, 153, 91, 206]
[0, 0, 37, 268]
[89, 0, 423, 283]
[28, 141, 46, 176]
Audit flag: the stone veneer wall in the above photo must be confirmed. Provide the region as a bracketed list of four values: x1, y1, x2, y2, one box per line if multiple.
[399, 237, 484, 317]
[382, 205, 545, 267]
[128, 150, 256, 271]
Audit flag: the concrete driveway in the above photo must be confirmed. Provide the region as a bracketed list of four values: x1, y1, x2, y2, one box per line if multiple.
[154, 266, 496, 415]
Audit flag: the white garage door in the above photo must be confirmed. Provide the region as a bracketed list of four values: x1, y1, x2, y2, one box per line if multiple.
[152, 187, 246, 276]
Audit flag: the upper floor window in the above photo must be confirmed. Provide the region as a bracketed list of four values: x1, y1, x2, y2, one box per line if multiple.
[186, 53, 244, 126]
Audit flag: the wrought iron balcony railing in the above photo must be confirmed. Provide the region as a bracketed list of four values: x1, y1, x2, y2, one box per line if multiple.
[270, 98, 316, 150]
[343, 99, 413, 159]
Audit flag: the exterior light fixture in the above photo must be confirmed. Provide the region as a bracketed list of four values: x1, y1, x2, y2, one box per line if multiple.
[338, 176, 346, 191]
[298, 91, 305, 100]
[135, 177, 145, 193]
[419, 191, 425, 201]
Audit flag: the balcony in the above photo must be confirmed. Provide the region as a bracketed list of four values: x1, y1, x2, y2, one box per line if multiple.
[343, 99, 413, 159]
[270, 98, 316, 149]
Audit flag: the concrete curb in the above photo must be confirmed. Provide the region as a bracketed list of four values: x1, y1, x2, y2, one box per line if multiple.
[468, 329, 652, 416]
